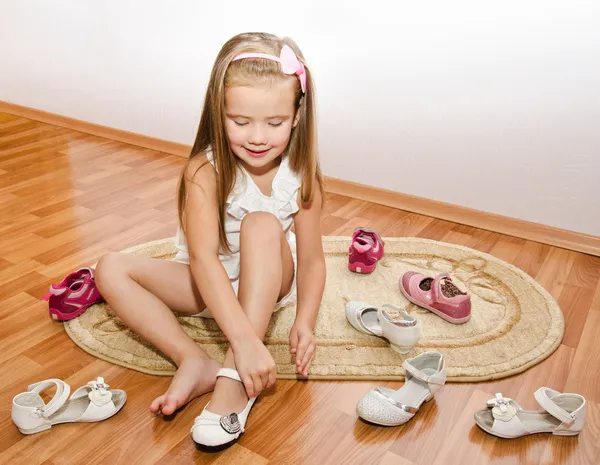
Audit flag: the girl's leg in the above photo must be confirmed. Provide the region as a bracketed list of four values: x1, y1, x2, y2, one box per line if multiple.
[207, 211, 295, 414]
[94, 253, 220, 415]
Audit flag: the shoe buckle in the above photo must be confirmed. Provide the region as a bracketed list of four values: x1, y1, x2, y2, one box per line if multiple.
[220, 413, 242, 434]
[494, 393, 509, 412]
[96, 381, 108, 390]
[33, 406, 46, 419]
[88, 377, 109, 391]
[490, 393, 516, 421]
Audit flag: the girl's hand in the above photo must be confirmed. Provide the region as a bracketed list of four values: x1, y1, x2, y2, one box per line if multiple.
[232, 336, 277, 398]
[289, 321, 316, 377]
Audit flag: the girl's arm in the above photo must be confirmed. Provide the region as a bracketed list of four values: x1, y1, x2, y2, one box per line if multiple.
[290, 182, 326, 375]
[183, 157, 275, 396]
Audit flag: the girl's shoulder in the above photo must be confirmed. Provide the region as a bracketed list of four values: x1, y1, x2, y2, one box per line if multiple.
[184, 152, 216, 187]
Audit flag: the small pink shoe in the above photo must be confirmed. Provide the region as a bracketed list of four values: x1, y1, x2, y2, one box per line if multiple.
[43, 267, 104, 321]
[399, 272, 471, 324]
[348, 227, 384, 274]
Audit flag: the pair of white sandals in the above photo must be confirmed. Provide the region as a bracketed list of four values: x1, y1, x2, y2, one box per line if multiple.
[355, 350, 588, 439]
[11, 376, 126, 435]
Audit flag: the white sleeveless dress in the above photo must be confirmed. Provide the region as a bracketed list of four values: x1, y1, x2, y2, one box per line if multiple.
[172, 151, 300, 317]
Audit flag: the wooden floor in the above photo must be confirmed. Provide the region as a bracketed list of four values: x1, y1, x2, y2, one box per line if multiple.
[1, 112, 599, 465]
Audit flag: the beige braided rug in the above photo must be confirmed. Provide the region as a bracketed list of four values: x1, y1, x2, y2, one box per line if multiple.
[64, 237, 564, 382]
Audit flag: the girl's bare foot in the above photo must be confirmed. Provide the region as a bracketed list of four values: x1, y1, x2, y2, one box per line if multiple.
[150, 357, 221, 415]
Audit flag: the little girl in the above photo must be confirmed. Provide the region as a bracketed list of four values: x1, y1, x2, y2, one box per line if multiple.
[95, 32, 326, 448]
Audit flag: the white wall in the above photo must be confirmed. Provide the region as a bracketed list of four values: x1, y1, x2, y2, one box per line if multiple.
[1, 0, 598, 235]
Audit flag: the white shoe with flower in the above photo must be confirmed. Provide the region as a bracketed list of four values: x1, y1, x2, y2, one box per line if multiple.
[474, 388, 587, 438]
[12, 376, 126, 434]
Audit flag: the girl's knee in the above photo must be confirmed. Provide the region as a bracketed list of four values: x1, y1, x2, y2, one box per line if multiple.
[95, 252, 128, 291]
[240, 212, 282, 241]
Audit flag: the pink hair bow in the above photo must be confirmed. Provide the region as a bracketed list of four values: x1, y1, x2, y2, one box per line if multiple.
[232, 45, 307, 93]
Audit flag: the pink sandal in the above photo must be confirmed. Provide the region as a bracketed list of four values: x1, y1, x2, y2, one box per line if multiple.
[399, 272, 471, 324]
[43, 267, 104, 321]
[348, 227, 384, 274]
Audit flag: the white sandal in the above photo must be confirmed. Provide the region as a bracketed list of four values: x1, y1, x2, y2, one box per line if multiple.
[12, 377, 126, 434]
[346, 301, 421, 354]
[474, 388, 587, 438]
[356, 351, 446, 426]
[191, 368, 257, 450]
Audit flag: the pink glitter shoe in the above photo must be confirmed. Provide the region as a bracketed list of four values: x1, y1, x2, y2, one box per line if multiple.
[348, 227, 384, 274]
[399, 272, 471, 324]
[43, 267, 104, 321]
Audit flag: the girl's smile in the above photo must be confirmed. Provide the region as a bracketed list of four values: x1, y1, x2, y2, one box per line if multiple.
[244, 147, 271, 158]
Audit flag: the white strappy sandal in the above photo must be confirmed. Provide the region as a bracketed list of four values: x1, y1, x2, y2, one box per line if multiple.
[356, 351, 446, 426]
[345, 301, 421, 354]
[191, 368, 257, 450]
[474, 388, 587, 438]
[11, 377, 126, 435]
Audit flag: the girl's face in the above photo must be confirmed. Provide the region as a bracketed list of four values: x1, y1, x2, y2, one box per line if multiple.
[224, 78, 299, 172]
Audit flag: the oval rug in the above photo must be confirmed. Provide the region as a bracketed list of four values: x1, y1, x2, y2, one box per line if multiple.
[64, 236, 564, 382]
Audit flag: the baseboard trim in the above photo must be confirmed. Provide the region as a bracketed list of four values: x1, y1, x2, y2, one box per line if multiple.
[2, 101, 597, 255]
[0, 100, 191, 157]
[324, 177, 600, 256]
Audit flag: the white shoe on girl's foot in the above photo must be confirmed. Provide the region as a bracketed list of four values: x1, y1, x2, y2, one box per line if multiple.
[474, 388, 586, 438]
[356, 351, 446, 426]
[191, 368, 257, 450]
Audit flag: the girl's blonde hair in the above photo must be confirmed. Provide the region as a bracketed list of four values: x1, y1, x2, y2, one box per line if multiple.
[177, 32, 323, 253]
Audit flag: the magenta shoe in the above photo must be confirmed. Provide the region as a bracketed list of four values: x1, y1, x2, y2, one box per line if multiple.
[399, 272, 471, 324]
[43, 267, 104, 321]
[348, 227, 384, 274]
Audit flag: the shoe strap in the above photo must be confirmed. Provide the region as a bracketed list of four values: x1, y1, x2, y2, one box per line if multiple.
[373, 387, 418, 414]
[65, 278, 93, 299]
[26, 379, 71, 418]
[216, 368, 242, 383]
[430, 273, 451, 303]
[402, 358, 446, 387]
[348, 301, 381, 336]
[78, 266, 95, 276]
[46, 286, 68, 298]
[379, 305, 417, 328]
[534, 387, 579, 425]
